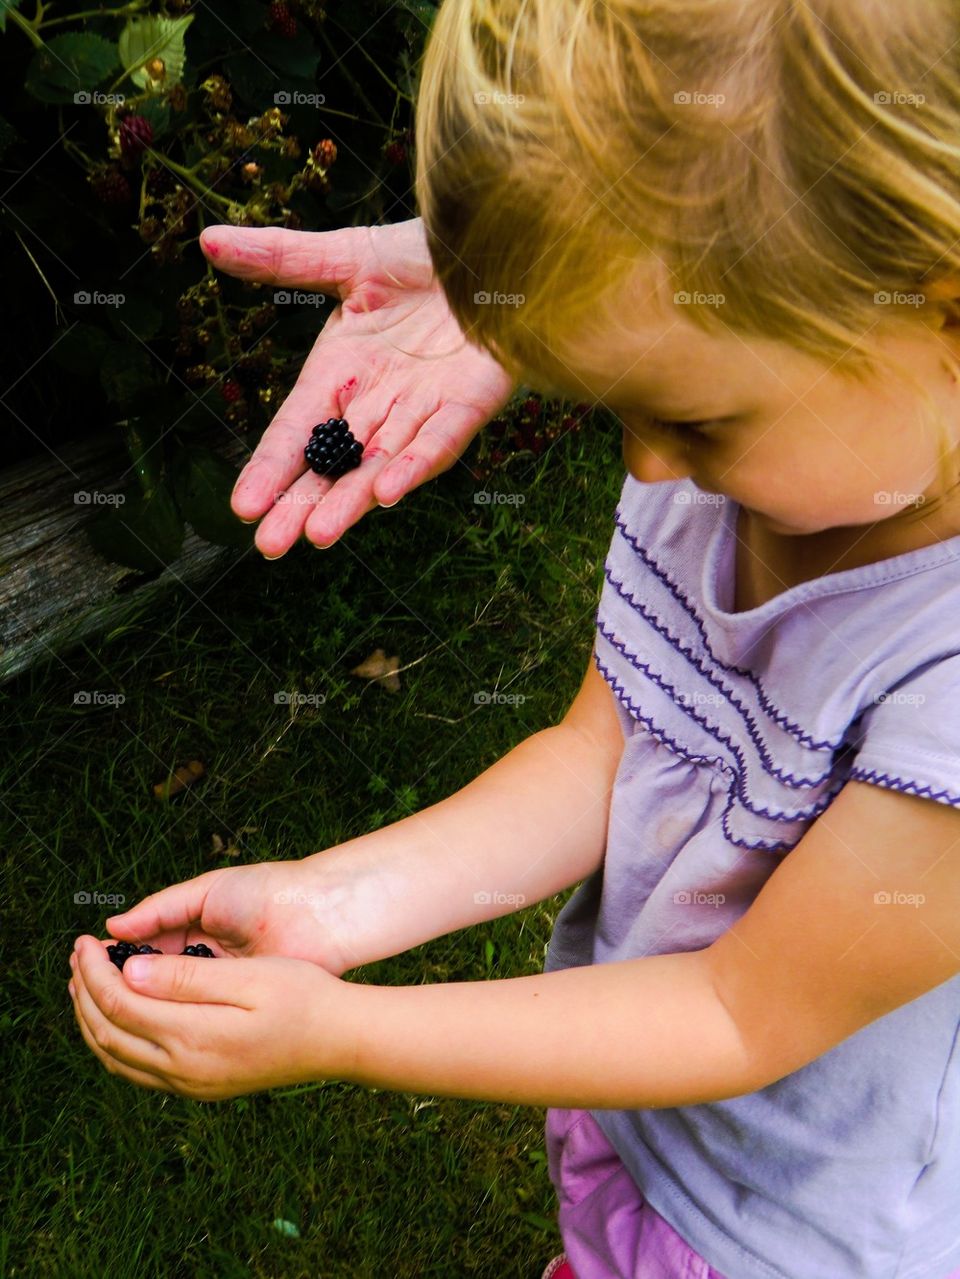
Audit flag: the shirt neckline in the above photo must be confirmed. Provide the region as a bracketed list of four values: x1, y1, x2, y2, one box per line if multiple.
[701, 487, 960, 625]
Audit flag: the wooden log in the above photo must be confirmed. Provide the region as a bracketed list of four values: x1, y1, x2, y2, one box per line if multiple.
[0, 429, 252, 686]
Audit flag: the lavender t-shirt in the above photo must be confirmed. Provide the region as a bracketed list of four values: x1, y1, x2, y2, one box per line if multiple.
[544, 472, 960, 1279]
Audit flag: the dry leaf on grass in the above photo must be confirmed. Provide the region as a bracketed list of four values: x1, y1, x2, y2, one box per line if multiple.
[210, 826, 257, 858]
[350, 647, 401, 693]
[153, 759, 204, 800]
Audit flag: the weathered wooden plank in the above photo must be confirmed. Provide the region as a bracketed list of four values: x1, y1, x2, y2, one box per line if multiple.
[0, 430, 252, 686]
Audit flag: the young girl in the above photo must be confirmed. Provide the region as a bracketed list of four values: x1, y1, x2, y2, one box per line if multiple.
[69, 1, 960, 1275]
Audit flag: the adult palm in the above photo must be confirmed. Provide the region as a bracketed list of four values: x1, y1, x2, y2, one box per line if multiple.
[200, 217, 517, 557]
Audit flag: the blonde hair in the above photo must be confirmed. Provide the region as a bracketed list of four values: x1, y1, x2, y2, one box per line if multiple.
[413, 0, 960, 516]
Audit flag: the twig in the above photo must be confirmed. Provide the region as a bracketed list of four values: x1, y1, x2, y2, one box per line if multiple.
[15, 231, 63, 324]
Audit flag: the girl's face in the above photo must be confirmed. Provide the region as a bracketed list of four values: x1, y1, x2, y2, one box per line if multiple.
[548, 270, 960, 538]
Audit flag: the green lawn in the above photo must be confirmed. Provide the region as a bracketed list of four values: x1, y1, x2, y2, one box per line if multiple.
[2, 420, 623, 1278]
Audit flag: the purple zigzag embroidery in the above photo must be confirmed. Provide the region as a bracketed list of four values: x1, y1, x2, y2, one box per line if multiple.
[847, 767, 960, 808]
[600, 616, 838, 792]
[614, 515, 834, 747]
[594, 652, 843, 839]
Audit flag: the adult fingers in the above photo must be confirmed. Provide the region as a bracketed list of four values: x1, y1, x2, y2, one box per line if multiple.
[372, 402, 488, 506]
[199, 224, 365, 292]
[251, 469, 332, 558]
[230, 335, 363, 524]
[301, 401, 425, 546]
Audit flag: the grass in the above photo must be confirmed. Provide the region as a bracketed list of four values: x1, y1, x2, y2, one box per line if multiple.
[1, 419, 623, 1279]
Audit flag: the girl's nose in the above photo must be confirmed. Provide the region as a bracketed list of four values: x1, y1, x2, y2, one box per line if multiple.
[622, 433, 694, 485]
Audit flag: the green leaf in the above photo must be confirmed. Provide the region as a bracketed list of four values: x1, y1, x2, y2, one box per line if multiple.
[25, 34, 119, 103]
[0, 0, 23, 35]
[137, 97, 171, 139]
[0, 115, 18, 159]
[108, 295, 162, 342]
[51, 323, 113, 376]
[258, 31, 320, 79]
[100, 342, 157, 403]
[118, 15, 194, 90]
[271, 1219, 300, 1239]
[86, 483, 185, 572]
[171, 446, 255, 548]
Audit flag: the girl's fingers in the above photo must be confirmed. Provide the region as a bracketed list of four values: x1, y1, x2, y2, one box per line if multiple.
[106, 869, 224, 943]
[199, 224, 364, 291]
[70, 957, 172, 1086]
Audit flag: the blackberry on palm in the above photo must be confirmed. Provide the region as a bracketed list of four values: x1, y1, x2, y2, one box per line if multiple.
[304, 418, 363, 478]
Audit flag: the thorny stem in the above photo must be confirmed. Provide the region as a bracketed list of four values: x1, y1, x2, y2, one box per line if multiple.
[38, 1, 147, 30]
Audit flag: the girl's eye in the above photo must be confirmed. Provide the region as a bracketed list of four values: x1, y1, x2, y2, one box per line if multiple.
[647, 417, 715, 436]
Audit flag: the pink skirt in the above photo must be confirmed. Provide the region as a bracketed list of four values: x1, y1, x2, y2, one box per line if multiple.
[545, 1107, 960, 1279]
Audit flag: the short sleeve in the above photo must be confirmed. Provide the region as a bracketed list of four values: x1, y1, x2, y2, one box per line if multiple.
[847, 656, 960, 808]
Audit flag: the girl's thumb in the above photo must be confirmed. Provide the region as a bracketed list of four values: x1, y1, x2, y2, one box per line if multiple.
[124, 954, 162, 982]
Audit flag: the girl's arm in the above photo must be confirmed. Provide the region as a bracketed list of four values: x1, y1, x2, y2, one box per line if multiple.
[296, 654, 626, 967]
[329, 779, 960, 1110]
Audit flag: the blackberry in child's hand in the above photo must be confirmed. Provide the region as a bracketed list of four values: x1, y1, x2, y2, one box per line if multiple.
[181, 943, 216, 958]
[303, 418, 364, 478]
[107, 941, 162, 971]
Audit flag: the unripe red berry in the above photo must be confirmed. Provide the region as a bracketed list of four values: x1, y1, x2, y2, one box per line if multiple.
[119, 114, 154, 160]
[89, 165, 133, 206]
[268, 0, 297, 37]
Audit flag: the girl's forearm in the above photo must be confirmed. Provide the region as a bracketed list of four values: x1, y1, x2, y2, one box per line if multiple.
[333, 950, 759, 1109]
[303, 723, 619, 965]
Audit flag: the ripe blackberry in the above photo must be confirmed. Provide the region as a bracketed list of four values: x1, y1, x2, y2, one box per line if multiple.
[107, 941, 163, 971]
[303, 418, 363, 478]
[268, 0, 297, 37]
[181, 943, 216, 958]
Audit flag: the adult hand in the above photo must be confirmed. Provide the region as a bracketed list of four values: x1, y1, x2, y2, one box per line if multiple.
[201, 218, 517, 557]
